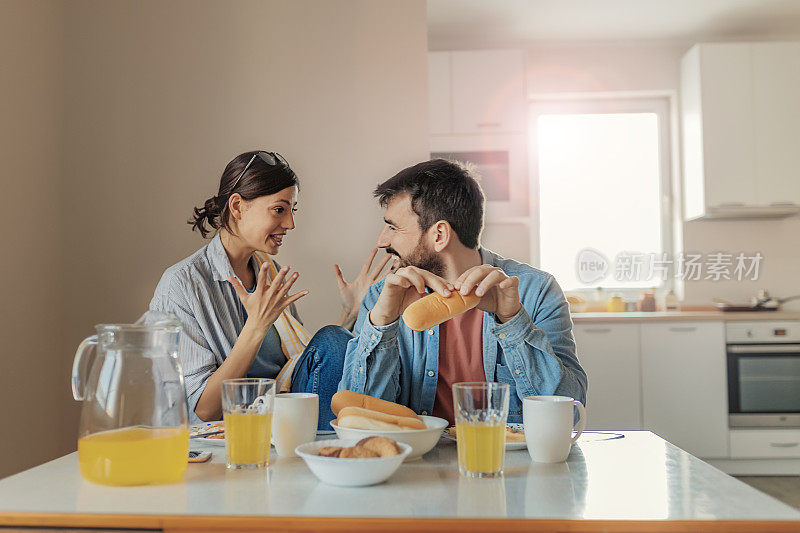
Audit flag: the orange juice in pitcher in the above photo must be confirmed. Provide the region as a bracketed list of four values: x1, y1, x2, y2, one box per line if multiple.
[78, 426, 189, 486]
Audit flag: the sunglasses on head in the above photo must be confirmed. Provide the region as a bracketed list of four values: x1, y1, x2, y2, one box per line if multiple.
[230, 151, 288, 191]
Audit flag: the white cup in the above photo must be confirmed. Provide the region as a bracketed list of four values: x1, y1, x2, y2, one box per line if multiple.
[523, 395, 586, 463]
[272, 393, 318, 457]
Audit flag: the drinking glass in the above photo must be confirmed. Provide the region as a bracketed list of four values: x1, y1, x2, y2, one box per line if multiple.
[453, 382, 510, 478]
[222, 378, 276, 470]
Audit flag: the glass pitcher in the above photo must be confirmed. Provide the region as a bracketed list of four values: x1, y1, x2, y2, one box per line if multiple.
[72, 314, 189, 486]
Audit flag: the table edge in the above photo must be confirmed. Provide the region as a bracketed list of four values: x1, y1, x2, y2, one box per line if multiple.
[1, 512, 799, 532]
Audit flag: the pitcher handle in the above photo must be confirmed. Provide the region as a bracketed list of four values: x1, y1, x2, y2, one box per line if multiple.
[570, 400, 587, 444]
[72, 335, 97, 401]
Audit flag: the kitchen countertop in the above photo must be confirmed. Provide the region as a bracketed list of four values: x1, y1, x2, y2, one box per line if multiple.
[572, 311, 800, 323]
[1, 431, 798, 532]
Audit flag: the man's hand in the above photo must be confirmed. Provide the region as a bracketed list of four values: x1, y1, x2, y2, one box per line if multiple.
[454, 265, 521, 323]
[369, 266, 454, 327]
[334, 248, 395, 326]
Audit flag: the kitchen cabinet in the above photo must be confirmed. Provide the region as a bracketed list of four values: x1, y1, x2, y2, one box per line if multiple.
[428, 51, 451, 135]
[640, 322, 729, 458]
[730, 429, 800, 459]
[428, 50, 525, 135]
[573, 323, 642, 431]
[680, 42, 800, 220]
[752, 43, 800, 205]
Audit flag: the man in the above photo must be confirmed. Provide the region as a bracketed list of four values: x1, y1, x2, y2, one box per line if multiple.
[339, 159, 586, 424]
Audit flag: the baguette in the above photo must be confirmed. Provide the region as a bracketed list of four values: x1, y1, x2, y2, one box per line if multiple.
[337, 406, 426, 431]
[331, 390, 418, 419]
[402, 291, 481, 331]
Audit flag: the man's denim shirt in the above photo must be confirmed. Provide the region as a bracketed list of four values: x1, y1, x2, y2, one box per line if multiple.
[338, 248, 587, 423]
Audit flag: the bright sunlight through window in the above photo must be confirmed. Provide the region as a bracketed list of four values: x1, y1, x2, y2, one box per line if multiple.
[537, 112, 664, 290]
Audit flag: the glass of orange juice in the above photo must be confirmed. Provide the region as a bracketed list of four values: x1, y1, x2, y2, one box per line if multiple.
[222, 378, 276, 470]
[453, 382, 510, 478]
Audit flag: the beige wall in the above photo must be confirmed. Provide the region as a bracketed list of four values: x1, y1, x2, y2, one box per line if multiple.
[0, 0, 64, 479]
[1, 0, 428, 478]
[526, 42, 800, 308]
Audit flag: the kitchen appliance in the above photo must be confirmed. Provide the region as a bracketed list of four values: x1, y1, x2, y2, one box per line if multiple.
[430, 133, 528, 219]
[713, 290, 800, 312]
[727, 321, 800, 427]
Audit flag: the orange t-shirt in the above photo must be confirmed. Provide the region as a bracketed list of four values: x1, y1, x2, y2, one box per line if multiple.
[433, 307, 485, 425]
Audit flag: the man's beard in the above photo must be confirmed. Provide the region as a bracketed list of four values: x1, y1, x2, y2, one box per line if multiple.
[388, 239, 445, 277]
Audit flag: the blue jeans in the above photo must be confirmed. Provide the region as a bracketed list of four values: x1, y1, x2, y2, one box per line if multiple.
[290, 325, 353, 430]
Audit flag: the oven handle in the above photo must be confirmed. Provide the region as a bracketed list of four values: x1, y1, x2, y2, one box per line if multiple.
[728, 344, 800, 354]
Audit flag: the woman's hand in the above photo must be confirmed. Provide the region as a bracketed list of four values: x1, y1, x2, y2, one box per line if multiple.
[228, 262, 309, 336]
[334, 249, 396, 330]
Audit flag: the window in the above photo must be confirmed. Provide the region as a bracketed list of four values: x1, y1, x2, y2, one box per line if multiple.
[530, 98, 674, 291]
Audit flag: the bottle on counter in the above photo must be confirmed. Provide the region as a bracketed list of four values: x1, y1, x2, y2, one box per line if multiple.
[639, 291, 656, 312]
[665, 290, 680, 311]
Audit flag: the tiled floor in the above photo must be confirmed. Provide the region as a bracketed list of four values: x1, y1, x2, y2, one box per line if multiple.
[736, 476, 800, 510]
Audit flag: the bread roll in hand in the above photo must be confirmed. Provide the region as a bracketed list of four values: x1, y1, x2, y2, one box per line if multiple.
[402, 291, 481, 331]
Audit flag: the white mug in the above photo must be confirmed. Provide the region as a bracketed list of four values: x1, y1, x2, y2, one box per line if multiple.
[522, 395, 586, 463]
[272, 393, 319, 457]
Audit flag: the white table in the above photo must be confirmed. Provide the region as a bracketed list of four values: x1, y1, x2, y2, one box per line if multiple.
[0, 431, 798, 532]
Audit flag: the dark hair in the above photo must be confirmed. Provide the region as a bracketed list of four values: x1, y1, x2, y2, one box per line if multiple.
[189, 151, 299, 238]
[374, 159, 484, 249]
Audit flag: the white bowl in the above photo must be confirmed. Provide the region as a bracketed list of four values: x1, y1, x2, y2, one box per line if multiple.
[330, 415, 448, 460]
[295, 438, 412, 487]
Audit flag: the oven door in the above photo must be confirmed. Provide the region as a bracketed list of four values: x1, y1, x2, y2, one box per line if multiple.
[728, 343, 800, 427]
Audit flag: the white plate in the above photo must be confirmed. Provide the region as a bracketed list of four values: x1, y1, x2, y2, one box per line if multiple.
[190, 421, 226, 446]
[190, 422, 334, 447]
[443, 422, 528, 451]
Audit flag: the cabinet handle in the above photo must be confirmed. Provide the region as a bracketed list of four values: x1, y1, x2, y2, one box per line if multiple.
[716, 202, 745, 207]
[476, 122, 502, 128]
[668, 326, 697, 332]
[770, 202, 799, 207]
[770, 442, 799, 448]
[583, 328, 612, 333]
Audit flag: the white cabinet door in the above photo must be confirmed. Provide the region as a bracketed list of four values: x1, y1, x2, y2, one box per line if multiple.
[428, 52, 451, 135]
[640, 322, 728, 458]
[698, 44, 757, 209]
[450, 50, 525, 134]
[752, 42, 800, 206]
[573, 323, 642, 431]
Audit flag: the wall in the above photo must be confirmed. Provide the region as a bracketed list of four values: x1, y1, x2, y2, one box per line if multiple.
[0, 0, 429, 478]
[0, 0, 65, 478]
[526, 42, 800, 307]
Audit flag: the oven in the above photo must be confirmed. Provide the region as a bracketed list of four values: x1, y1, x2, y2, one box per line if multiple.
[727, 321, 800, 428]
[430, 133, 529, 220]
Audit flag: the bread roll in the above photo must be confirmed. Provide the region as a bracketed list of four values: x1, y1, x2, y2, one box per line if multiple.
[331, 390, 418, 419]
[402, 291, 481, 331]
[337, 415, 409, 432]
[337, 406, 426, 430]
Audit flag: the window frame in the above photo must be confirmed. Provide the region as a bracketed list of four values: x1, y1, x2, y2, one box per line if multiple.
[528, 95, 677, 296]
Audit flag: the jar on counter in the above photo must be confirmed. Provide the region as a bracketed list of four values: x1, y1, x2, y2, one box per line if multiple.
[639, 291, 656, 312]
[606, 294, 625, 313]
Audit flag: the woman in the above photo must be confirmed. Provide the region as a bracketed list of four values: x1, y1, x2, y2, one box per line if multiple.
[149, 150, 392, 428]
